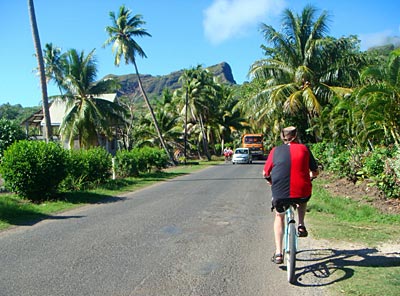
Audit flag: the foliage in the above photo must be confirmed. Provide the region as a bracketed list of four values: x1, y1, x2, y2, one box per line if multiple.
[247, 5, 364, 143]
[378, 149, 400, 198]
[53, 48, 124, 149]
[356, 49, 400, 146]
[0, 118, 26, 158]
[0, 103, 41, 123]
[114, 147, 168, 178]
[363, 146, 397, 177]
[104, 5, 174, 164]
[0, 140, 68, 201]
[61, 147, 112, 191]
[312, 141, 400, 198]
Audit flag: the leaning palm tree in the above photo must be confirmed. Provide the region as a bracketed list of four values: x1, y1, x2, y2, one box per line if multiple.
[103, 5, 174, 164]
[59, 48, 125, 149]
[28, 0, 52, 142]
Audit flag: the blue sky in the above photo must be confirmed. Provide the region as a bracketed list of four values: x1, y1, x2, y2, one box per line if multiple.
[1, 0, 399, 107]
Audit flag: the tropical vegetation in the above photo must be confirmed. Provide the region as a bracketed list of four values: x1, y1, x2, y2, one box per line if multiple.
[1, 4, 400, 200]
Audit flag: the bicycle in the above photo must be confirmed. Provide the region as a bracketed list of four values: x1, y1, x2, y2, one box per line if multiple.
[284, 202, 298, 284]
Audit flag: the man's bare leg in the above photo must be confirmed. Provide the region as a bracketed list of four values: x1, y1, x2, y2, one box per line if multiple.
[274, 212, 285, 255]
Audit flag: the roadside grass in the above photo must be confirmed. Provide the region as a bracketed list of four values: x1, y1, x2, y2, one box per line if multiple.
[0, 161, 215, 231]
[309, 179, 400, 296]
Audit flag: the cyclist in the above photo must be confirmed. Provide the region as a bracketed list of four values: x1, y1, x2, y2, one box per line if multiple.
[262, 126, 319, 264]
[224, 147, 233, 161]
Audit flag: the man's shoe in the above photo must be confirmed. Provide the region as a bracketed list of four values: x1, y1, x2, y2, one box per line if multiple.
[271, 253, 283, 264]
[298, 225, 308, 237]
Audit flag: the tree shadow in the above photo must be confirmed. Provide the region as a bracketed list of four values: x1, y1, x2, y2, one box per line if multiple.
[0, 191, 126, 228]
[286, 247, 400, 286]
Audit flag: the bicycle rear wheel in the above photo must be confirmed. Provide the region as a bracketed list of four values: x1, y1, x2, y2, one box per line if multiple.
[286, 222, 297, 284]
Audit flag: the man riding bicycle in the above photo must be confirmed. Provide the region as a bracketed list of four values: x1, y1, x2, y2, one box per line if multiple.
[263, 126, 319, 264]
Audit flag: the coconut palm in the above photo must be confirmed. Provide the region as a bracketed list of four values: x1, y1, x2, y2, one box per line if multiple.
[43, 43, 65, 95]
[248, 5, 362, 141]
[356, 50, 400, 145]
[131, 89, 182, 151]
[174, 66, 216, 160]
[59, 48, 125, 149]
[213, 84, 246, 152]
[103, 5, 174, 164]
[28, 0, 52, 142]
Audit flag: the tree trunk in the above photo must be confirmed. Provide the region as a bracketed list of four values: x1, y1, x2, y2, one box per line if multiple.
[132, 61, 176, 165]
[199, 115, 211, 160]
[28, 0, 52, 142]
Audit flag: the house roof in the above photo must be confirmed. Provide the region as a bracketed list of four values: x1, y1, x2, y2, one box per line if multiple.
[21, 93, 118, 128]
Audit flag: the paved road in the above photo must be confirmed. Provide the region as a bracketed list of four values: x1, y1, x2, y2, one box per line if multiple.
[0, 162, 326, 296]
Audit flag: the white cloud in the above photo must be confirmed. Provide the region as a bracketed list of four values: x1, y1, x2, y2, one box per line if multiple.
[359, 29, 400, 50]
[203, 0, 286, 44]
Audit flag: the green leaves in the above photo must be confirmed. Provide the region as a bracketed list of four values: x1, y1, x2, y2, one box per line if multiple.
[0, 118, 25, 158]
[0, 140, 68, 201]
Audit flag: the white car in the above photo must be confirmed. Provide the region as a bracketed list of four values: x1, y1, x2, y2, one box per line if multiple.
[232, 148, 252, 164]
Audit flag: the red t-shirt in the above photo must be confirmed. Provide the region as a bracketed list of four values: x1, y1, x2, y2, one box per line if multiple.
[263, 143, 318, 199]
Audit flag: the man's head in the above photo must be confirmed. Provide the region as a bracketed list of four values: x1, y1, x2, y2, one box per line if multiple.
[280, 126, 297, 143]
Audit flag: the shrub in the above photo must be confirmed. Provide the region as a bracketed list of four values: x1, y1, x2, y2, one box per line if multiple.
[363, 146, 397, 178]
[114, 149, 139, 178]
[310, 141, 341, 170]
[0, 140, 68, 201]
[377, 149, 400, 198]
[0, 118, 26, 158]
[61, 147, 112, 190]
[114, 147, 168, 178]
[140, 146, 168, 171]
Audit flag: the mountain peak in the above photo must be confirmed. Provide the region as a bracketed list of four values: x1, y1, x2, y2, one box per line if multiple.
[102, 62, 236, 98]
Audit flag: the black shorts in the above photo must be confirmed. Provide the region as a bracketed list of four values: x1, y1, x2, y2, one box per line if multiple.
[272, 197, 311, 213]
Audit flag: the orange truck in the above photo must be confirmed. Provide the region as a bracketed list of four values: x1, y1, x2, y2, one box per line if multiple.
[242, 134, 265, 160]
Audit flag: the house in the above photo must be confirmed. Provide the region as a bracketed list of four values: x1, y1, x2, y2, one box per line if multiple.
[22, 94, 120, 155]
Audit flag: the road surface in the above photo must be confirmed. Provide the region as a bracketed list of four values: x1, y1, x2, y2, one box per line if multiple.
[0, 161, 327, 295]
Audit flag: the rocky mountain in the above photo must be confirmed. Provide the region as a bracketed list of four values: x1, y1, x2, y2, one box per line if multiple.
[102, 62, 237, 99]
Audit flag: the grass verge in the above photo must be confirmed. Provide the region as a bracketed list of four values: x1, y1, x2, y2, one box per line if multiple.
[309, 179, 400, 296]
[0, 161, 215, 231]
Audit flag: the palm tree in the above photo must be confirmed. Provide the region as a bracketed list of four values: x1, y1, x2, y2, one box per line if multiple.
[213, 84, 246, 153]
[356, 50, 400, 145]
[174, 66, 216, 160]
[28, 0, 52, 142]
[131, 89, 182, 151]
[43, 43, 65, 95]
[248, 5, 362, 141]
[103, 5, 174, 164]
[59, 49, 125, 149]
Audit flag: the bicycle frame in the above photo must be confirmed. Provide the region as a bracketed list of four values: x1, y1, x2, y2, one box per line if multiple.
[284, 204, 297, 284]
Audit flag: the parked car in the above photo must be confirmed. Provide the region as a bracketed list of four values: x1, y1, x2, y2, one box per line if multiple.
[232, 148, 252, 164]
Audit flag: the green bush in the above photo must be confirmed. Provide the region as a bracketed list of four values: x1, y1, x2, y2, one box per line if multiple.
[114, 147, 168, 178]
[140, 146, 168, 171]
[377, 149, 400, 198]
[0, 140, 68, 201]
[363, 146, 397, 178]
[0, 118, 26, 158]
[114, 149, 139, 178]
[310, 141, 341, 170]
[61, 147, 112, 190]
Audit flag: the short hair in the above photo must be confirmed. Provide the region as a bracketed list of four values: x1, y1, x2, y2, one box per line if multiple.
[280, 126, 297, 143]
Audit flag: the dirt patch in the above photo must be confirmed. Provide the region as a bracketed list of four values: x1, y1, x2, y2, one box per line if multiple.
[320, 172, 400, 215]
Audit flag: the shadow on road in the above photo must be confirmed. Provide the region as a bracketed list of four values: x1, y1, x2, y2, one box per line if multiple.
[285, 247, 400, 287]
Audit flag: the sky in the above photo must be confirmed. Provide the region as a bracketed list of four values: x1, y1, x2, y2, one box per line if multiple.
[1, 0, 399, 108]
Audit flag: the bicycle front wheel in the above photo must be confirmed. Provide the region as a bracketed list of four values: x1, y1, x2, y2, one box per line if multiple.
[286, 222, 297, 284]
